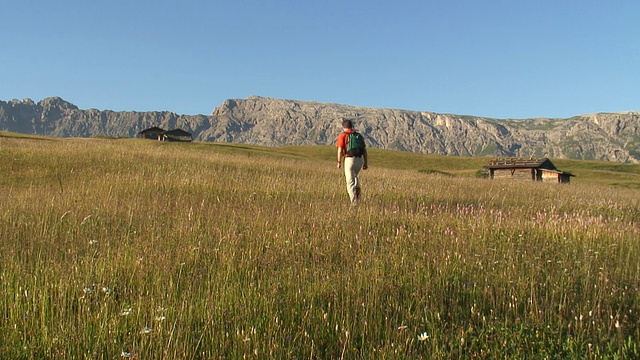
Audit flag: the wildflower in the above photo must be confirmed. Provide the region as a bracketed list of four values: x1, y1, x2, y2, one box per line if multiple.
[121, 351, 131, 358]
[155, 316, 166, 321]
[120, 308, 132, 316]
[140, 326, 152, 334]
[418, 332, 429, 341]
[397, 325, 408, 330]
[88, 240, 98, 245]
[83, 287, 93, 294]
[101, 287, 112, 295]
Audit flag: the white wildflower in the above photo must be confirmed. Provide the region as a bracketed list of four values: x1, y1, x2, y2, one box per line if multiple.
[417, 332, 429, 341]
[120, 308, 132, 316]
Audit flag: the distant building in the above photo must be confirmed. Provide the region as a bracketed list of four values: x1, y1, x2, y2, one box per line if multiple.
[138, 127, 166, 140]
[138, 127, 193, 142]
[483, 158, 574, 183]
[161, 129, 193, 142]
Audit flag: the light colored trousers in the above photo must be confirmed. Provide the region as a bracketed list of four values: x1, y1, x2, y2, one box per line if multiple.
[343, 156, 364, 203]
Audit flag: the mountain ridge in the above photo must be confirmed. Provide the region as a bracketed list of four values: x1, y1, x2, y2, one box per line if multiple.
[1, 96, 638, 162]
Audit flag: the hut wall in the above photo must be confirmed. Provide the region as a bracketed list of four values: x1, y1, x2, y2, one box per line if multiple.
[164, 135, 192, 142]
[541, 171, 560, 183]
[141, 132, 162, 140]
[492, 168, 534, 181]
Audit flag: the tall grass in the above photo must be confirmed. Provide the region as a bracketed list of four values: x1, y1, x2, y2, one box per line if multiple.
[1, 135, 639, 359]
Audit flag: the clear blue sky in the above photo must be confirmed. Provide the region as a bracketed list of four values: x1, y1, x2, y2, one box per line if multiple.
[1, 0, 638, 119]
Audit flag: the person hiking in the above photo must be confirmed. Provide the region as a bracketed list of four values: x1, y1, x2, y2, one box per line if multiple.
[336, 119, 368, 204]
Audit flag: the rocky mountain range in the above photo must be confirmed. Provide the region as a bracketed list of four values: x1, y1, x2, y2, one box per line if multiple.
[1, 96, 638, 162]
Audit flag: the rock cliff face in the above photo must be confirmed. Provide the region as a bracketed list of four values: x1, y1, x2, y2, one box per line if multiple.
[1, 96, 639, 162]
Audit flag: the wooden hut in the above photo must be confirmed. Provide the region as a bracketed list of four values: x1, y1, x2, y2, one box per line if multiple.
[139, 127, 166, 140]
[161, 129, 193, 142]
[483, 158, 574, 183]
[139, 127, 193, 142]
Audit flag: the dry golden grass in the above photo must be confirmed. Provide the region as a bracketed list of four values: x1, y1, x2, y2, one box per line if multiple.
[1, 134, 639, 359]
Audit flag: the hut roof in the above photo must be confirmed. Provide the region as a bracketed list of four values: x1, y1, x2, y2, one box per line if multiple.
[163, 129, 191, 137]
[139, 127, 166, 134]
[483, 157, 556, 170]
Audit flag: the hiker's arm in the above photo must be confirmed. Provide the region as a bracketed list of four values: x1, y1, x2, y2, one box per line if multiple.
[362, 148, 368, 170]
[337, 147, 345, 168]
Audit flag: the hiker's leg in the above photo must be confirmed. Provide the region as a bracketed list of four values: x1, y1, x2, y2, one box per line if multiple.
[344, 157, 363, 203]
[352, 157, 364, 201]
[343, 157, 356, 202]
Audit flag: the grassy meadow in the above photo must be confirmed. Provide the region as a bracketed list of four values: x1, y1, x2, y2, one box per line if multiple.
[1, 132, 639, 359]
